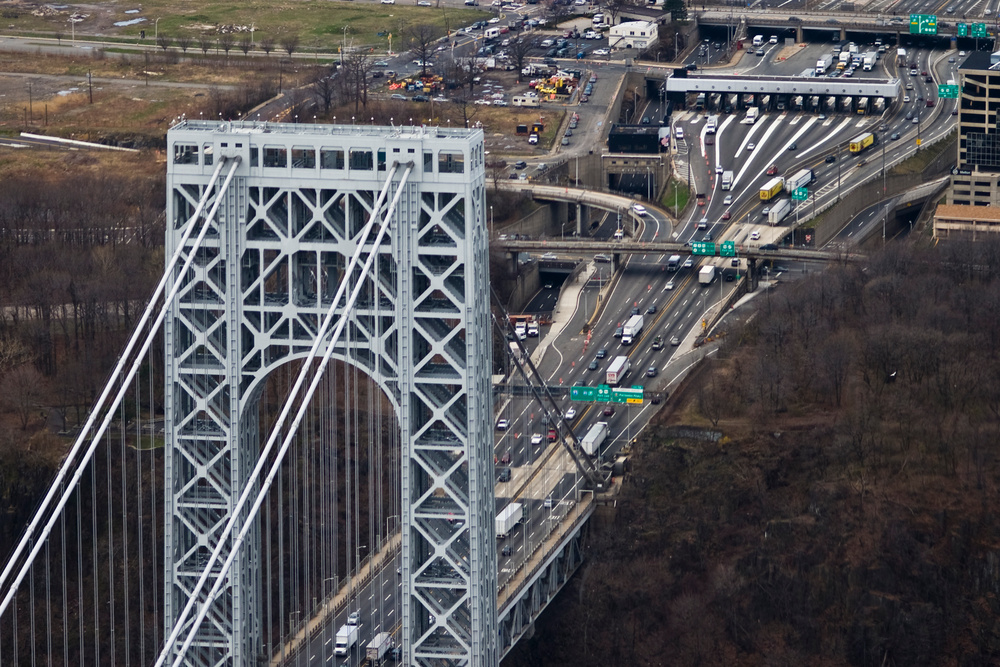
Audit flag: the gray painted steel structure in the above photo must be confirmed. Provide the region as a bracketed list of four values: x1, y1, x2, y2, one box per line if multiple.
[665, 74, 901, 98]
[164, 120, 495, 666]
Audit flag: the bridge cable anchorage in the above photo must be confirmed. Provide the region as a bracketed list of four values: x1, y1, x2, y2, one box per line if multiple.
[490, 289, 603, 488]
[157, 162, 415, 667]
[0, 156, 240, 618]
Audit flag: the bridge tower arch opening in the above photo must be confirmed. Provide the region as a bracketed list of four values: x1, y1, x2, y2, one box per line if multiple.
[164, 121, 496, 666]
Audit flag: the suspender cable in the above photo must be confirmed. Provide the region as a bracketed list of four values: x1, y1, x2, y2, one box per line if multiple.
[0, 157, 241, 619]
[162, 162, 414, 667]
[155, 161, 409, 666]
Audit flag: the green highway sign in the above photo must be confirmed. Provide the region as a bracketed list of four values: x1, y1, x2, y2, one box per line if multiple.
[972, 22, 988, 38]
[958, 22, 968, 36]
[691, 241, 716, 256]
[720, 240, 736, 257]
[938, 84, 959, 99]
[910, 13, 937, 35]
[571, 384, 643, 403]
[792, 187, 809, 201]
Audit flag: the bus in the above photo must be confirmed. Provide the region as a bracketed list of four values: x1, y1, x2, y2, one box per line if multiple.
[760, 177, 784, 201]
[849, 132, 876, 153]
[695, 92, 706, 111]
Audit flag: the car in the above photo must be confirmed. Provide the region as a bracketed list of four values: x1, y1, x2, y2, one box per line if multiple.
[496, 418, 509, 430]
[747, 142, 756, 151]
[756, 48, 765, 56]
[564, 407, 577, 420]
[766, 164, 778, 176]
[650, 393, 662, 404]
[596, 348, 608, 359]
[818, 113, 827, 120]
[647, 304, 657, 314]
[594, 253, 612, 263]
[588, 359, 599, 370]
[530, 433, 543, 445]
[514, 160, 527, 169]
[501, 544, 513, 556]
[904, 95, 911, 103]
[652, 335, 664, 350]
[674, 127, 685, 140]
[508, 172, 518, 179]
[761, 243, 778, 250]
[347, 611, 360, 625]
[722, 210, 731, 220]
[614, 326, 623, 338]
[685, 63, 698, 71]
[913, 116, 919, 124]
[726, 273, 735, 282]
[769, 35, 778, 44]
[825, 155, 836, 163]
[413, 95, 429, 102]
[910, 68, 918, 75]
[564, 129, 573, 137]
[594, 48, 610, 55]
[603, 405, 615, 416]
[952, 109, 958, 116]
[960, 50, 967, 56]
[381, 0, 395, 3]
[527, 133, 538, 145]
[750, 230, 760, 240]
[788, 143, 797, 151]
[665, 280, 675, 290]
[632, 203, 647, 216]
[543, 283, 553, 289]
[541, 252, 558, 260]
[925, 76, 933, 83]
[646, 366, 658, 378]
[703, 233, 712, 242]
[715, 165, 724, 174]
[723, 195, 733, 206]
[948, 56, 956, 63]
[683, 257, 693, 268]
[631, 306, 640, 316]
[641, 116, 650, 125]
[373, 60, 389, 67]
[906, 111, 914, 120]
[561, 137, 570, 146]
[391, 93, 408, 101]
[890, 132, 900, 140]
[670, 336, 680, 346]
[499, 450, 511, 465]
[922, 70, 928, 76]
[926, 99, 935, 107]
[906, 83, 914, 90]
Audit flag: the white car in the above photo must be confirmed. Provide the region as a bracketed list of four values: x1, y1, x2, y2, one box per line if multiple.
[593, 48, 610, 55]
[613, 228, 624, 239]
[683, 257, 694, 268]
[564, 407, 577, 420]
[769, 35, 778, 44]
[632, 203, 647, 216]
[746, 142, 756, 151]
[750, 230, 761, 240]
[715, 165, 723, 174]
[381, 0, 395, 4]
[488, 16, 501, 22]
[723, 195, 733, 205]
[496, 418, 509, 430]
[665, 280, 675, 290]
[530, 433, 543, 445]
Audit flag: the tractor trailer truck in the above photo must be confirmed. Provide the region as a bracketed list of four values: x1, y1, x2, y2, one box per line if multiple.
[621, 314, 644, 345]
[767, 198, 792, 225]
[699, 265, 715, 285]
[335, 624, 360, 655]
[496, 502, 523, 538]
[606, 355, 630, 385]
[581, 422, 608, 456]
[367, 632, 394, 663]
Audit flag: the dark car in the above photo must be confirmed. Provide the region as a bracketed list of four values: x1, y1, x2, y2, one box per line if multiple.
[686, 63, 698, 70]
[514, 160, 527, 169]
[588, 359, 599, 370]
[603, 405, 615, 416]
[647, 304, 657, 314]
[413, 95, 429, 102]
[501, 545, 513, 556]
[825, 155, 836, 163]
[497, 467, 511, 482]
[614, 326, 624, 338]
[631, 306, 640, 316]
[596, 348, 608, 359]
[761, 243, 779, 250]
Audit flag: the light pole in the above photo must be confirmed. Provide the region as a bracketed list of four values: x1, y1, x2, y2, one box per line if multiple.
[154, 17, 160, 45]
[342, 25, 349, 65]
[490, 205, 494, 236]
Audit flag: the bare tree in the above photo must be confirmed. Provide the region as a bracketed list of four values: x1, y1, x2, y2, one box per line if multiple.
[198, 35, 213, 55]
[219, 32, 235, 58]
[312, 65, 338, 114]
[259, 35, 275, 56]
[507, 38, 532, 79]
[281, 34, 301, 58]
[341, 52, 374, 113]
[157, 34, 173, 51]
[239, 34, 252, 56]
[406, 24, 441, 78]
[175, 35, 193, 53]
[1, 364, 45, 430]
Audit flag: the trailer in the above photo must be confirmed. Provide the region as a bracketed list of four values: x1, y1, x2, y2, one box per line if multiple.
[622, 314, 643, 345]
[699, 265, 715, 285]
[743, 106, 759, 124]
[335, 624, 360, 655]
[767, 198, 791, 225]
[760, 177, 784, 201]
[367, 632, 394, 663]
[849, 132, 876, 153]
[784, 168, 814, 193]
[495, 502, 523, 538]
[606, 355, 630, 385]
[581, 422, 608, 456]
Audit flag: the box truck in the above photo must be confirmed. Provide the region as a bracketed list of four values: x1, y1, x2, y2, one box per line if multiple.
[760, 177, 784, 201]
[849, 132, 876, 153]
[667, 255, 681, 271]
[496, 502, 523, 538]
[621, 314, 644, 345]
[699, 265, 715, 285]
[581, 422, 608, 456]
[606, 355, 630, 385]
[335, 624, 360, 655]
[743, 106, 759, 124]
[767, 198, 791, 225]
[367, 632, 394, 663]
[721, 170, 734, 190]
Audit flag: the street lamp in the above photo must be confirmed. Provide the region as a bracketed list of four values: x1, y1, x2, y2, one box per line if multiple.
[490, 205, 494, 236]
[154, 17, 161, 44]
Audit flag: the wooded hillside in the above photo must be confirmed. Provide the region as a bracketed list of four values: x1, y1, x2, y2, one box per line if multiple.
[505, 241, 1000, 666]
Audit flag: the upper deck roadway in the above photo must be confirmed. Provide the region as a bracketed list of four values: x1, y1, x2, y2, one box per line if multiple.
[697, 8, 966, 36]
[497, 238, 856, 263]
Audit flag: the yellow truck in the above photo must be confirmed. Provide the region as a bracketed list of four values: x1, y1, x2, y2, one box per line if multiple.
[849, 132, 876, 153]
[760, 177, 784, 201]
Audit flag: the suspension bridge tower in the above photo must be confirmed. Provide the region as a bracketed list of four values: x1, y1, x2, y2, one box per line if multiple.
[164, 121, 496, 666]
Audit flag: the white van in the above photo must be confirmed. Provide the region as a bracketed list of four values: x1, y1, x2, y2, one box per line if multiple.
[674, 126, 684, 140]
[484, 27, 501, 39]
[752, 35, 764, 47]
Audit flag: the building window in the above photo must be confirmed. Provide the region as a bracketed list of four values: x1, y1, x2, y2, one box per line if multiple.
[203, 144, 214, 166]
[438, 151, 465, 173]
[320, 148, 345, 169]
[263, 146, 287, 168]
[250, 147, 259, 167]
[966, 132, 1000, 169]
[378, 149, 387, 171]
[424, 151, 434, 172]
[291, 147, 316, 169]
[173, 144, 198, 165]
[350, 149, 373, 170]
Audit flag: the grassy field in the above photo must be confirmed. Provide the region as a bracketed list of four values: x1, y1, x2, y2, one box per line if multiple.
[661, 176, 689, 218]
[3, 0, 490, 50]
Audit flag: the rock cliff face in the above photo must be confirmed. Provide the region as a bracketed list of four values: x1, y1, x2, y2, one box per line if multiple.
[504, 241, 1000, 666]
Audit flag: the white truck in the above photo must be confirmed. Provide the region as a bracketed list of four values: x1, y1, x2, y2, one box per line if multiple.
[743, 106, 759, 125]
[527, 318, 539, 337]
[816, 55, 832, 75]
[863, 51, 877, 71]
[496, 502, 523, 539]
[606, 355, 630, 385]
[667, 255, 681, 271]
[721, 170, 734, 190]
[752, 34, 764, 46]
[508, 341, 523, 363]
[366, 632, 394, 663]
[767, 198, 792, 225]
[514, 321, 526, 339]
[581, 422, 608, 456]
[705, 115, 718, 134]
[335, 624, 360, 655]
[896, 47, 907, 66]
[621, 314, 643, 345]
[784, 168, 814, 193]
[699, 265, 715, 285]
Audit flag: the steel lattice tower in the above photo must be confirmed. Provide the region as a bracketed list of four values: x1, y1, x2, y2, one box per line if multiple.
[164, 120, 496, 666]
